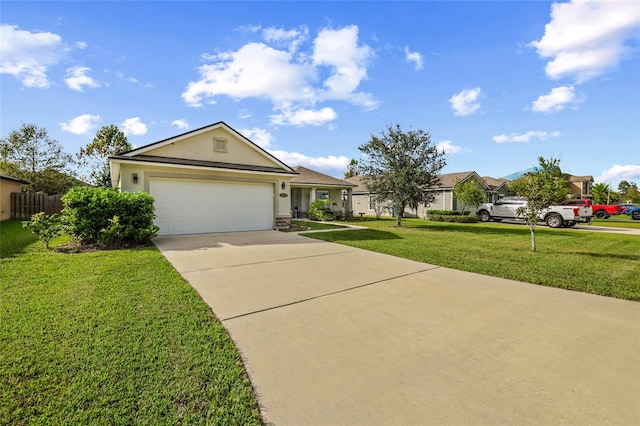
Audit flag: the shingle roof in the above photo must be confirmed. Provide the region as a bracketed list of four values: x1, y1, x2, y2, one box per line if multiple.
[109, 155, 298, 175]
[344, 175, 368, 193]
[434, 171, 478, 189]
[290, 166, 356, 187]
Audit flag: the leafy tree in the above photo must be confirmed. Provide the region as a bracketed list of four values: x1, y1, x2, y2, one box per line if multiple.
[618, 181, 640, 203]
[358, 123, 446, 227]
[511, 157, 568, 252]
[453, 179, 486, 213]
[78, 125, 132, 187]
[0, 123, 76, 193]
[591, 183, 612, 204]
[343, 158, 359, 179]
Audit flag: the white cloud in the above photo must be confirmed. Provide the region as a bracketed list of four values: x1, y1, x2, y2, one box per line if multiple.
[449, 88, 482, 116]
[530, 0, 640, 82]
[531, 85, 583, 113]
[75, 41, 87, 49]
[121, 117, 148, 136]
[596, 164, 640, 186]
[268, 149, 350, 171]
[270, 106, 337, 126]
[65, 66, 100, 91]
[436, 140, 462, 155]
[404, 46, 424, 70]
[239, 127, 274, 148]
[171, 119, 189, 130]
[60, 114, 101, 135]
[182, 25, 378, 124]
[0, 24, 67, 88]
[493, 130, 561, 144]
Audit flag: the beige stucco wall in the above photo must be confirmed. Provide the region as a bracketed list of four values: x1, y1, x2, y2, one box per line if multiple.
[147, 128, 277, 168]
[118, 163, 291, 221]
[1, 180, 22, 221]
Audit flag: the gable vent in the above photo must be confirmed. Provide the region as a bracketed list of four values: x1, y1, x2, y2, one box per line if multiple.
[213, 138, 228, 153]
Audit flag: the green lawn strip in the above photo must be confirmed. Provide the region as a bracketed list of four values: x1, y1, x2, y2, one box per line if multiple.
[1, 220, 261, 425]
[305, 218, 640, 301]
[288, 219, 348, 231]
[591, 216, 640, 229]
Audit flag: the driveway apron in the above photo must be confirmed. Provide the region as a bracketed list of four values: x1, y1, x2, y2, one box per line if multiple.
[154, 231, 640, 425]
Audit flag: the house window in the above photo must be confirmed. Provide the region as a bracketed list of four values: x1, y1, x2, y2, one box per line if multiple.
[213, 138, 227, 152]
[317, 190, 329, 200]
[369, 195, 376, 211]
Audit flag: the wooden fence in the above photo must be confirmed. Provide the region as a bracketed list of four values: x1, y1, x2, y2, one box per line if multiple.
[11, 193, 63, 220]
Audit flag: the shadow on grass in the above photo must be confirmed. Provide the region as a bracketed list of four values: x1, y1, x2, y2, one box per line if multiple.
[304, 229, 402, 242]
[0, 220, 38, 258]
[564, 251, 640, 262]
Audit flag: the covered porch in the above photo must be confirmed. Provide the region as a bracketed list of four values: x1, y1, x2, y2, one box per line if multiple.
[290, 166, 355, 220]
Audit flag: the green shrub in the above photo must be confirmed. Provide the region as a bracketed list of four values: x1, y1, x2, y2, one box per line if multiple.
[62, 187, 159, 246]
[22, 212, 63, 249]
[428, 214, 478, 223]
[308, 199, 333, 221]
[427, 210, 470, 216]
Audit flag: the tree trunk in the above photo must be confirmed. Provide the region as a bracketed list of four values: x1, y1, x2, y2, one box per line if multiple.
[529, 223, 536, 253]
[396, 204, 403, 227]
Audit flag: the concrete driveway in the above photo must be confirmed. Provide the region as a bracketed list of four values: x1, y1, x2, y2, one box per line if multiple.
[154, 231, 640, 425]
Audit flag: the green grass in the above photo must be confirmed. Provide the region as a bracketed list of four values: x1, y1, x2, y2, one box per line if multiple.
[592, 215, 640, 229]
[286, 219, 348, 231]
[304, 218, 640, 301]
[0, 220, 262, 425]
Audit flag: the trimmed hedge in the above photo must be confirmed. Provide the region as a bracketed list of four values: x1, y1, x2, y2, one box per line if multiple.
[427, 210, 471, 216]
[428, 214, 479, 223]
[62, 187, 159, 246]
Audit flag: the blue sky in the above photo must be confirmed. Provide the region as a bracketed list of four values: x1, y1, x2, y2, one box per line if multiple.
[2, 1, 639, 187]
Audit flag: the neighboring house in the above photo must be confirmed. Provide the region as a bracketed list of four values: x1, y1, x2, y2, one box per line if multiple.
[109, 121, 298, 235]
[290, 166, 356, 219]
[566, 174, 593, 199]
[481, 176, 513, 202]
[0, 173, 29, 221]
[347, 171, 512, 218]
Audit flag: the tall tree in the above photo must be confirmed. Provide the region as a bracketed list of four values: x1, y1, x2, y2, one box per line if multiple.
[618, 180, 640, 203]
[78, 125, 132, 187]
[358, 123, 446, 227]
[591, 182, 612, 204]
[510, 157, 568, 252]
[453, 179, 486, 213]
[0, 123, 76, 194]
[343, 158, 359, 179]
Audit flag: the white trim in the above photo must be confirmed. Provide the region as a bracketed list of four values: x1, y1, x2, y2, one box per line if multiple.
[110, 158, 298, 178]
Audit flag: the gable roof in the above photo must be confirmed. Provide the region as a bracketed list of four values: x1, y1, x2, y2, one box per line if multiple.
[434, 171, 489, 190]
[115, 121, 295, 172]
[482, 176, 511, 191]
[290, 166, 356, 188]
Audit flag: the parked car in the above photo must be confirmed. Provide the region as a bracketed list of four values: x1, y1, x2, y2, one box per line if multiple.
[618, 203, 639, 214]
[558, 199, 622, 219]
[624, 206, 640, 220]
[475, 196, 592, 228]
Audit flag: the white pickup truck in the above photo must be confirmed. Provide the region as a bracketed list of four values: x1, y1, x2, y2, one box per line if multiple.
[475, 196, 592, 228]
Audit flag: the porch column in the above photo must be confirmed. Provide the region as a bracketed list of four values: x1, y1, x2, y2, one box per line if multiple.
[309, 187, 317, 204]
[346, 188, 352, 214]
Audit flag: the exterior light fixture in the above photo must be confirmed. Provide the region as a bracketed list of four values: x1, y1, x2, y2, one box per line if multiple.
[281, 181, 286, 190]
[132, 173, 138, 184]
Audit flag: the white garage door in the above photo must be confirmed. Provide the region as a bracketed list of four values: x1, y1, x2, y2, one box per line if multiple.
[150, 178, 274, 235]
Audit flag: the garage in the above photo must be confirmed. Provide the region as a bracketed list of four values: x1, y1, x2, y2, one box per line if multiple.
[150, 178, 274, 235]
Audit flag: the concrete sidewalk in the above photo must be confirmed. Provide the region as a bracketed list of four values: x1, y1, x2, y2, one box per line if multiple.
[154, 231, 640, 425]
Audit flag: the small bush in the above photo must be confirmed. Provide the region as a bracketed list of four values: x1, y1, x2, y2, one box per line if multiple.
[427, 210, 470, 216]
[308, 199, 333, 221]
[22, 212, 63, 249]
[428, 214, 478, 223]
[62, 187, 159, 246]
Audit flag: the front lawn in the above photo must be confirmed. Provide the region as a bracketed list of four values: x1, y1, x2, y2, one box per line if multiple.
[0, 220, 262, 425]
[286, 219, 348, 232]
[305, 218, 640, 300]
[592, 215, 640, 229]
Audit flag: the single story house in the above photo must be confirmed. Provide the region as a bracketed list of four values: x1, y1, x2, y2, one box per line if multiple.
[346, 171, 513, 218]
[566, 175, 593, 199]
[0, 173, 29, 221]
[109, 121, 299, 235]
[290, 166, 356, 219]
